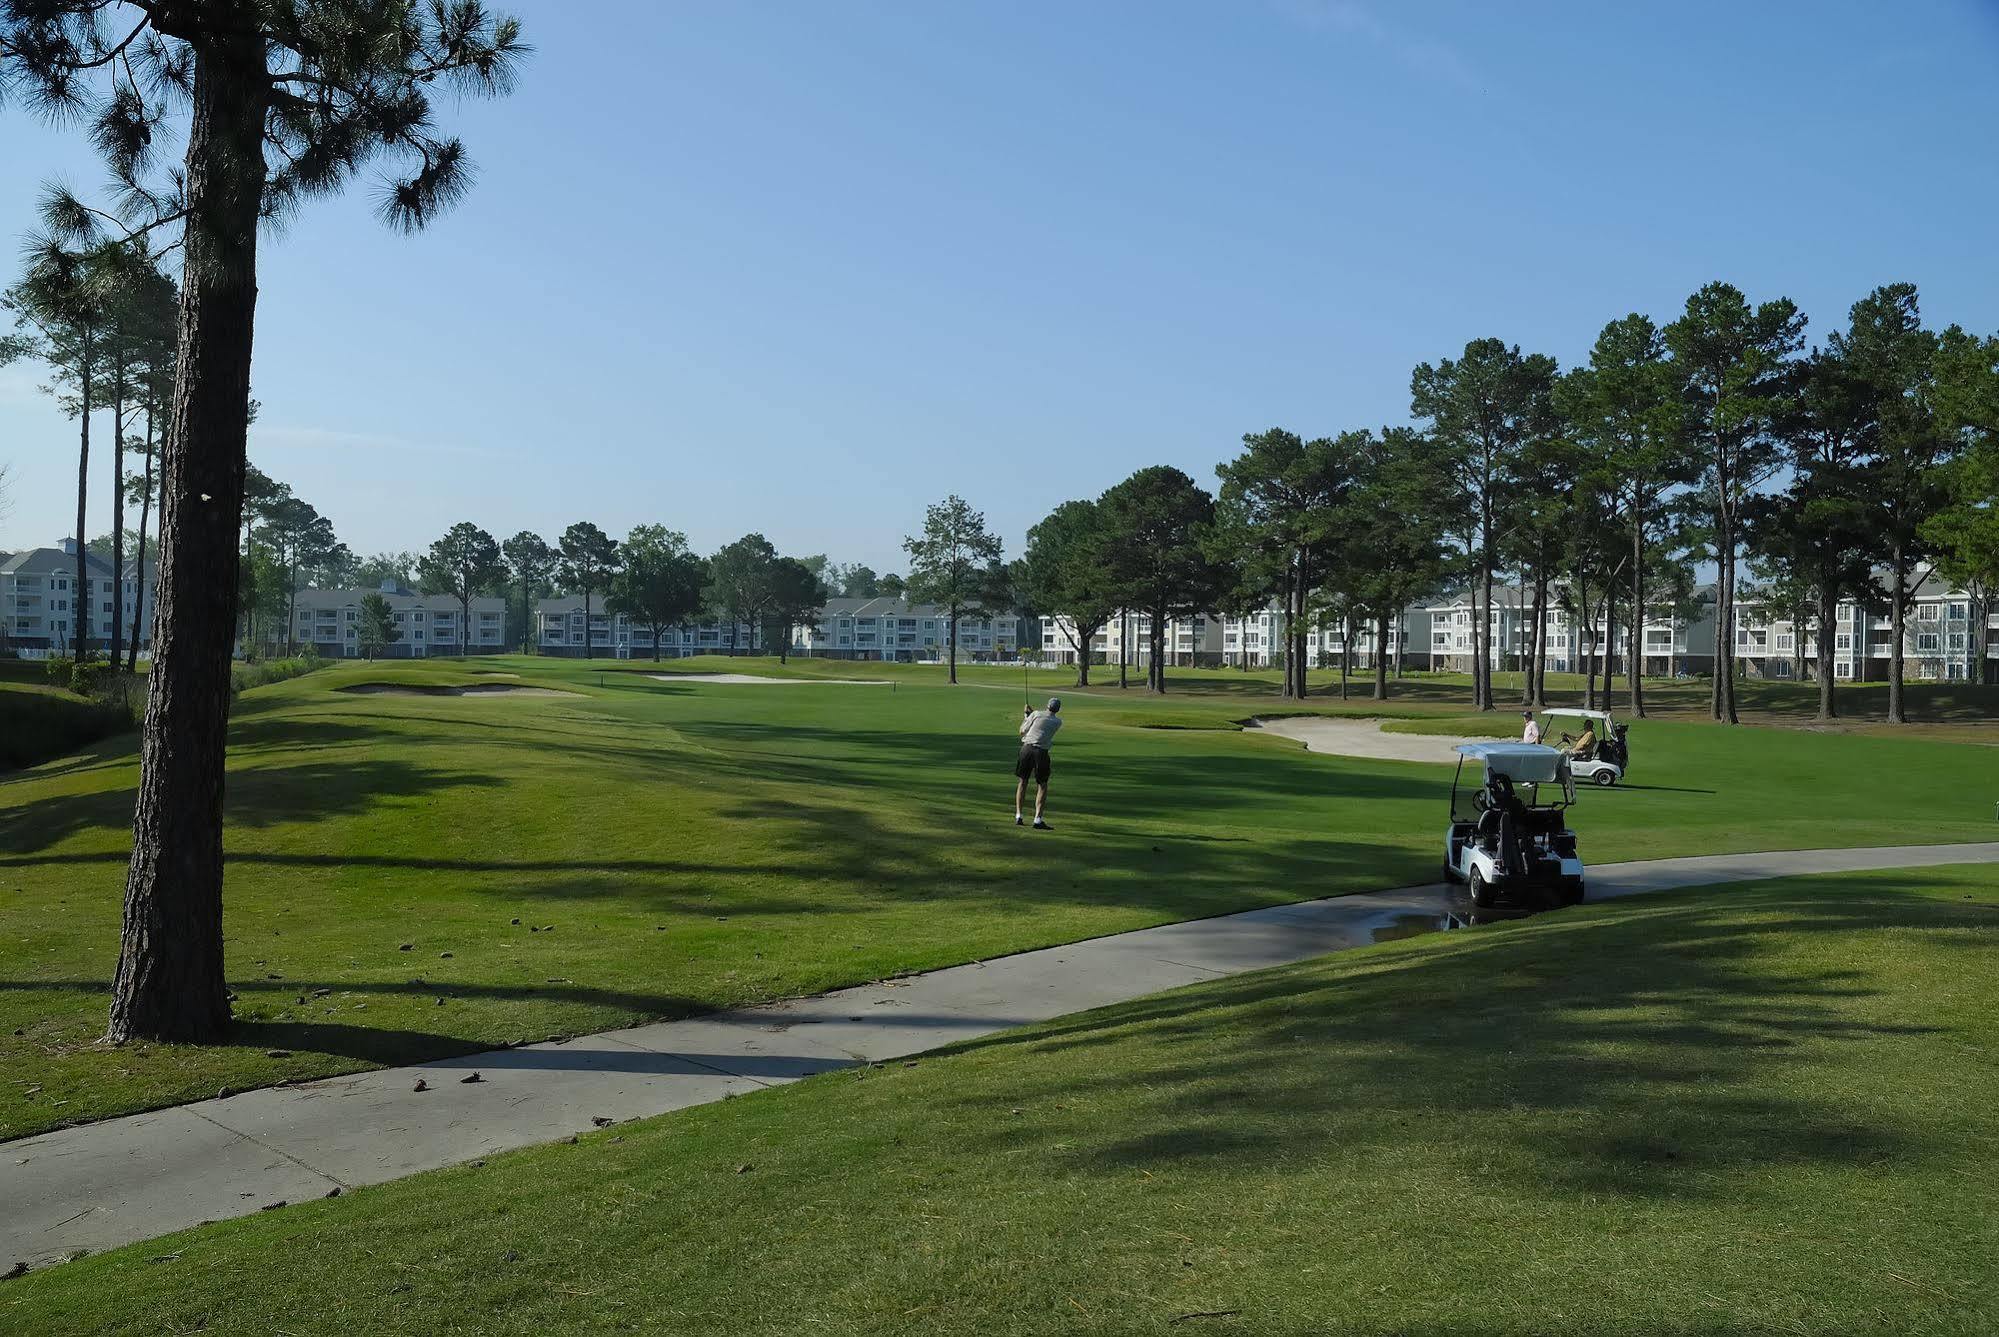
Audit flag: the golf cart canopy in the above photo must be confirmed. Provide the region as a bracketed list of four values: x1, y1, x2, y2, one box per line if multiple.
[1540, 709, 1611, 726]
[1455, 742, 1568, 786]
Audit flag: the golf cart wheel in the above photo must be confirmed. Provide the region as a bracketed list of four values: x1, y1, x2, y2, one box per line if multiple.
[1592, 770, 1616, 787]
[1468, 868, 1492, 907]
[1562, 878, 1586, 905]
[1441, 860, 1460, 884]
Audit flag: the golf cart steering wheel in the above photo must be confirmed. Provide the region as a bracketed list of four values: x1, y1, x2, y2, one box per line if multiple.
[1472, 788, 1491, 812]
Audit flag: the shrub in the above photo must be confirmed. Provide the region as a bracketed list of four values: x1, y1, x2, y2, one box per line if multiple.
[69, 657, 117, 696]
[230, 647, 325, 696]
[0, 685, 141, 770]
[44, 655, 75, 688]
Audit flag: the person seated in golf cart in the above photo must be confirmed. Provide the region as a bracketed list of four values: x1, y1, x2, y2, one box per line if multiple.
[1567, 719, 1598, 761]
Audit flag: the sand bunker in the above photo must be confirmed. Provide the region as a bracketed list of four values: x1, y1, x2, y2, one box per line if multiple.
[650, 673, 890, 686]
[339, 683, 574, 698]
[1245, 716, 1464, 765]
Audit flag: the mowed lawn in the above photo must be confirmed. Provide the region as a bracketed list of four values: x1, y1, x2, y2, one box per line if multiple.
[3, 654, 1998, 1138]
[8, 867, 1995, 1336]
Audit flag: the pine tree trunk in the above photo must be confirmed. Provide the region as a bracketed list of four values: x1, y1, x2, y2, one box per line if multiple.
[129, 407, 155, 673]
[1534, 578, 1551, 706]
[74, 325, 93, 657]
[1117, 610, 1128, 689]
[1149, 605, 1166, 694]
[1816, 578, 1838, 720]
[1888, 546, 1907, 724]
[110, 356, 127, 665]
[1520, 581, 1538, 707]
[948, 606, 958, 684]
[1472, 551, 1485, 710]
[1601, 594, 1616, 706]
[1580, 575, 1596, 712]
[1372, 612, 1389, 700]
[1716, 523, 1739, 724]
[1629, 483, 1646, 717]
[109, 34, 269, 1044]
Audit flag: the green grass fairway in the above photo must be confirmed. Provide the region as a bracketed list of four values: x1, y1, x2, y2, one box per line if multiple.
[4, 654, 1998, 1138]
[9, 867, 1994, 1336]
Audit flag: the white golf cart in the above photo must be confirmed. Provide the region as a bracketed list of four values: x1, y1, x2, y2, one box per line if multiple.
[1442, 742, 1585, 907]
[1535, 707, 1628, 787]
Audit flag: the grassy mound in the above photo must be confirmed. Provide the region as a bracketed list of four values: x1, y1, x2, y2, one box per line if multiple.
[9, 867, 1993, 1335]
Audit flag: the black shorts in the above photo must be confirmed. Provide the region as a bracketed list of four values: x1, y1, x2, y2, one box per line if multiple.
[1014, 745, 1051, 784]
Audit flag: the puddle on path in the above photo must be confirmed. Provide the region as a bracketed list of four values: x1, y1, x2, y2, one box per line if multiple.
[1369, 891, 1565, 943]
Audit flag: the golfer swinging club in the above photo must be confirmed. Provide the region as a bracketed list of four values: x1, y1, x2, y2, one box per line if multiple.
[1015, 697, 1062, 828]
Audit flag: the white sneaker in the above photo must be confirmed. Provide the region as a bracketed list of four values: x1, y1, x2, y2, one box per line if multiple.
[1014, 815, 1024, 826]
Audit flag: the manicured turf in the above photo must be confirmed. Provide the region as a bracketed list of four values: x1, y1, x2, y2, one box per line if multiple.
[7, 867, 1994, 1335]
[4, 654, 1998, 1138]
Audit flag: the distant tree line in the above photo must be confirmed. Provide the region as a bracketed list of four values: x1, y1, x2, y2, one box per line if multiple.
[1000, 281, 1999, 723]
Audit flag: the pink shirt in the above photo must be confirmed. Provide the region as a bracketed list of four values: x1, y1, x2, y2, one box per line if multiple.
[1522, 719, 1541, 744]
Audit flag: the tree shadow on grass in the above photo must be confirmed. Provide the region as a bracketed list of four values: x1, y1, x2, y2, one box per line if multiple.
[933, 878, 1989, 1203]
[1, 976, 714, 1068]
[0, 757, 503, 856]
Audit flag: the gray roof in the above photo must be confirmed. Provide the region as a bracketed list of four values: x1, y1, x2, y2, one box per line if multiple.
[820, 597, 1006, 619]
[294, 588, 504, 612]
[1, 545, 155, 582]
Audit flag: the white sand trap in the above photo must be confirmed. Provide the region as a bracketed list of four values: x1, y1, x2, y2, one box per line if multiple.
[650, 673, 890, 686]
[340, 683, 574, 698]
[1245, 716, 1466, 765]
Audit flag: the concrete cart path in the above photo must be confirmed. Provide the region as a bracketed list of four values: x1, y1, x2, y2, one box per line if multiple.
[8, 841, 1998, 1274]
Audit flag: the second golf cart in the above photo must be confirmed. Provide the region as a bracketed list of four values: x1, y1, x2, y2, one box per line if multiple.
[1535, 707, 1629, 786]
[1442, 742, 1585, 906]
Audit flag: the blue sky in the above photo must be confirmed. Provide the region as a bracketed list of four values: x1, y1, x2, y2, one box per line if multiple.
[3, 0, 1996, 573]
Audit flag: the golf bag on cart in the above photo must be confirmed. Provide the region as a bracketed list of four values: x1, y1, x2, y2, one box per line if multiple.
[1601, 724, 1629, 771]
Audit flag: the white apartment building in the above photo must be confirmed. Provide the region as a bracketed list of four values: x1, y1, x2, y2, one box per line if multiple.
[1424, 585, 1715, 679]
[1223, 607, 1429, 671]
[289, 585, 509, 657]
[1734, 577, 1995, 683]
[798, 598, 1021, 662]
[1038, 612, 1222, 668]
[533, 596, 764, 658]
[0, 540, 156, 659]
[1038, 605, 1429, 671]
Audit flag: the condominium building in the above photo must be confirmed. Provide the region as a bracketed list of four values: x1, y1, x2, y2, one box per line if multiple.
[1424, 586, 1716, 679]
[1228, 607, 1432, 671]
[1039, 606, 1430, 671]
[1038, 612, 1221, 668]
[1733, 577, 1995, 683]
[797, 598, 1021, 662]
[528, 596, 1021, 660]
[0, 540, 157, 659]
[532, 597, 764, 658]
[287, 585, 509, 657]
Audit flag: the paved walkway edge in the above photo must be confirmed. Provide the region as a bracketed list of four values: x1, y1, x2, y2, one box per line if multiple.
[7, 841, 1998, 1273]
